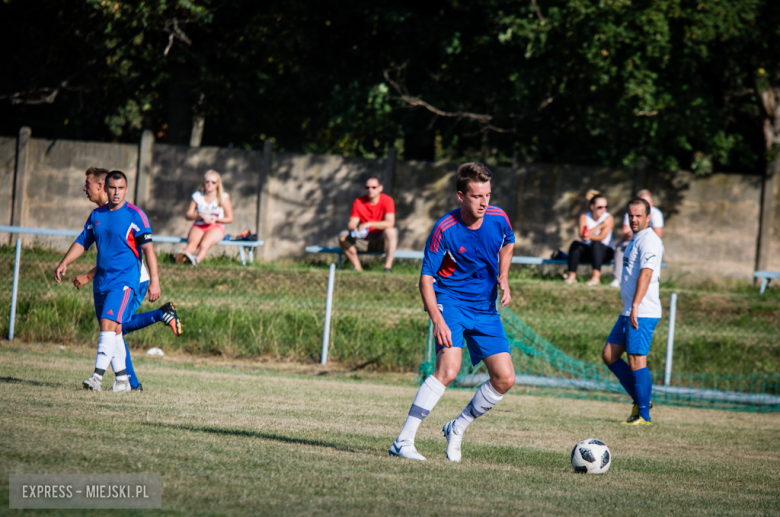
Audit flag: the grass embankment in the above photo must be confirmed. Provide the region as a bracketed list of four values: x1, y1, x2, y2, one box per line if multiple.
[1, 345, 779, 516]
[1, 246, 779, 375]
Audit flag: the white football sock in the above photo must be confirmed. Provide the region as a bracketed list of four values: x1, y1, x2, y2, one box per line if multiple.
[95, 331, 115, 371]
[397, 376, 446, 444]
[110, 333, 127, 374]
[453, 381, 503, 433]
[91, 372, 103, 381]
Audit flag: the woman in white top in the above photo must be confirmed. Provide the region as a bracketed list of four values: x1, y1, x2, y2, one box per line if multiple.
[565, 190, 614, 285]
[176, 170, 234, 266]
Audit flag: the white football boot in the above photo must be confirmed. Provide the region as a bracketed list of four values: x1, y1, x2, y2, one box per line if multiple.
[108, 379, 131, 392]
[82, 376, 102, 391]
[388, 440, 426, 461]
[442, 419, 463, 462]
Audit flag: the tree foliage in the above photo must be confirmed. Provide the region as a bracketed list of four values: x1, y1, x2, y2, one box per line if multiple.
[2, 0, 780, 173]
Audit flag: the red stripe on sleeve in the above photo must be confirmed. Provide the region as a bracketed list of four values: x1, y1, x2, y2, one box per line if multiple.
[126, 203, 150, 228]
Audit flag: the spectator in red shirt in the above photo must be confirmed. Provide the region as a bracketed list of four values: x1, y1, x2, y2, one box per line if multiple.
[338, 176, 398, 272]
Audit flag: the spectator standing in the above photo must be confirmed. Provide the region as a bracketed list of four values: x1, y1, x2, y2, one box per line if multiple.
[177, 170, 233, 266]
[611, 189, 664, 288]
[338, 176, 397, 272]
[565, 190, 614, 286]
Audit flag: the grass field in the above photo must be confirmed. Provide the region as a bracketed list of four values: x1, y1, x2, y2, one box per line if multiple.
[1, 343, 779, 516]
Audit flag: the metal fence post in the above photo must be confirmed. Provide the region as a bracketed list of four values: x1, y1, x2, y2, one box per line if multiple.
[320, 263, 336, 365]
[664, 292, 678, 386]
[9, 238, 21, 341]
[426, 319, 434, 363]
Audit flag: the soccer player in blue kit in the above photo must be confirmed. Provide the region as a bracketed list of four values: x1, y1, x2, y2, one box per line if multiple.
[390, 163, 516, 462]
[55, 171, 161, 392]
[70, 167, 182, 391]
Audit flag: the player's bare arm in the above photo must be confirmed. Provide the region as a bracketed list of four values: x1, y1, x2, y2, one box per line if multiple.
[73, 267, 96, 289]
[141, 242, 161, 303]
[360, 212, 395, 231]
[629, 268, 653, 329]
[419, 274, 452, 348]
[498, 242, 514, 306]
[55, 242, 86, 283]
[653, 227, 663, 239]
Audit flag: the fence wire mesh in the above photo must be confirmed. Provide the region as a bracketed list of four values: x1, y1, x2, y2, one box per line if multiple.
[3, 244, 779, 412]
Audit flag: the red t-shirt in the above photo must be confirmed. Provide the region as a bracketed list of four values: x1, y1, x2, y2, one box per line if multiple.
[350, 194, 395, 234]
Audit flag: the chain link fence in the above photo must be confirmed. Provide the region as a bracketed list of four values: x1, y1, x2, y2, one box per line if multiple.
[2, 243, 779, 392]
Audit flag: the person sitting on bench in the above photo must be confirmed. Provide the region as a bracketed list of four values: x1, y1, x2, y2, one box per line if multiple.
[338, 176, 397, 272]
[565, 190, 614, 286]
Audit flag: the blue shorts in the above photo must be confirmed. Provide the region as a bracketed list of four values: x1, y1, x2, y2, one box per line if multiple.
[128, 281, 149, 315]
[606, 315, 660, 356]
[435, 301, 510, 366]
[94, 287, 136, 324]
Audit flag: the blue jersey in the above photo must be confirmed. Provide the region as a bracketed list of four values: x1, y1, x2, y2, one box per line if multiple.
[75, 202, 152, 293]
[421, 206, 514, 310]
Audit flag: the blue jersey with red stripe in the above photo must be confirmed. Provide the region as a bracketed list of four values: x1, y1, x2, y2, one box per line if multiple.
[75, 201, 152, 293]
[421, 206, 514, 310]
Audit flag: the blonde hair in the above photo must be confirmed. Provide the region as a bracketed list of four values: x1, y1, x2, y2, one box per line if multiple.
[585, 189, 602, 202]
[200, 170, 225, 207]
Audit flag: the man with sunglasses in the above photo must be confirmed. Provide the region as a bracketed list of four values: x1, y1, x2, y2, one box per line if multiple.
[338, 176, 397, 272]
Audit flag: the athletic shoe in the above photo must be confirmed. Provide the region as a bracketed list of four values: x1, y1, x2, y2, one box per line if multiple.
[442, 419, 464, 462]
[183, 252, 198, 266]
[109, 379, 131, 392]
[82, 376, 101, 391]
[609, 278, 620, 288]
[622, 414, 652, 425]
[629, 402, 654, 418]
[175, 252, 187, 264]
[388, 440, 426, 461]
[160, 302, 183, 336]
[131, 383, 143, 392]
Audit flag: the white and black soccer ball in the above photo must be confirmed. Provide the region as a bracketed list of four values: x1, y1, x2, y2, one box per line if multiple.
[571, 439, 611, 474]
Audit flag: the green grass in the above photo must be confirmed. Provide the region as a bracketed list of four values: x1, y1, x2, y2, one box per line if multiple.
[1, 344, 779, 516]
[1, 246, 779, 375]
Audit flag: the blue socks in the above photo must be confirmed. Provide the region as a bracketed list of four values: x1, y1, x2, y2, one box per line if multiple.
[119, 335, 139, 389]
[608, 359, 637, 404]
[633, 367, 653, 421]
[123, 309, 164, 335]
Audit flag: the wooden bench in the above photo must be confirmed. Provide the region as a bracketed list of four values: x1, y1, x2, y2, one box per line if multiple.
[755, 271, 780, 294]
[305, 245, 667, 270]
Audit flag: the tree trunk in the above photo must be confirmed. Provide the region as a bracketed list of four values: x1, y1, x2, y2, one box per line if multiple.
[755, 86, 780, 273]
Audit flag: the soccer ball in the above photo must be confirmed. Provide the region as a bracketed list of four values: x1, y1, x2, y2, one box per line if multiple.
[571, 439, 611, 474]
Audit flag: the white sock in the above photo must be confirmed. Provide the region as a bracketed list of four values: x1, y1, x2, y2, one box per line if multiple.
[453, 381, 503, 433]
[116, 374, 128, 382]
[397, 376, 446, 444]
[110, 333, 127, 373]
[95, 331, 115, 371]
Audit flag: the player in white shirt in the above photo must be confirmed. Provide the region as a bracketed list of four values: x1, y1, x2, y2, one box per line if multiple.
[601, 197, 664, 425]
[611, 189, 663, 287]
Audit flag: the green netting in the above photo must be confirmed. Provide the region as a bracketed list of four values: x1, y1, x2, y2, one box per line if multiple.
[419, 308, 780, 413]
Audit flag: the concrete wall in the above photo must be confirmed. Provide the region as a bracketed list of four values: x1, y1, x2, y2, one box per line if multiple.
[2, 128, 778, 282]
[0, 136, 15, 244]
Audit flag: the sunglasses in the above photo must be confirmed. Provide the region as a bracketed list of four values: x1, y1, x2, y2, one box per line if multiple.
[594, 205, 608, 209]
[205, 180, 217, 184]
[365, 186, 379, 190]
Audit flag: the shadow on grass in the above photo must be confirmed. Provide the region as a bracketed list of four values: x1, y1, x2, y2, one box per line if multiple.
[144, 421, 380, 456]
[0, 376, 63, 388]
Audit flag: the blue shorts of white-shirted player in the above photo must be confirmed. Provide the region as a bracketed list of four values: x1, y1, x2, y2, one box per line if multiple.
[606, 315, 660, 356]
[434, 302, 511, 366]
